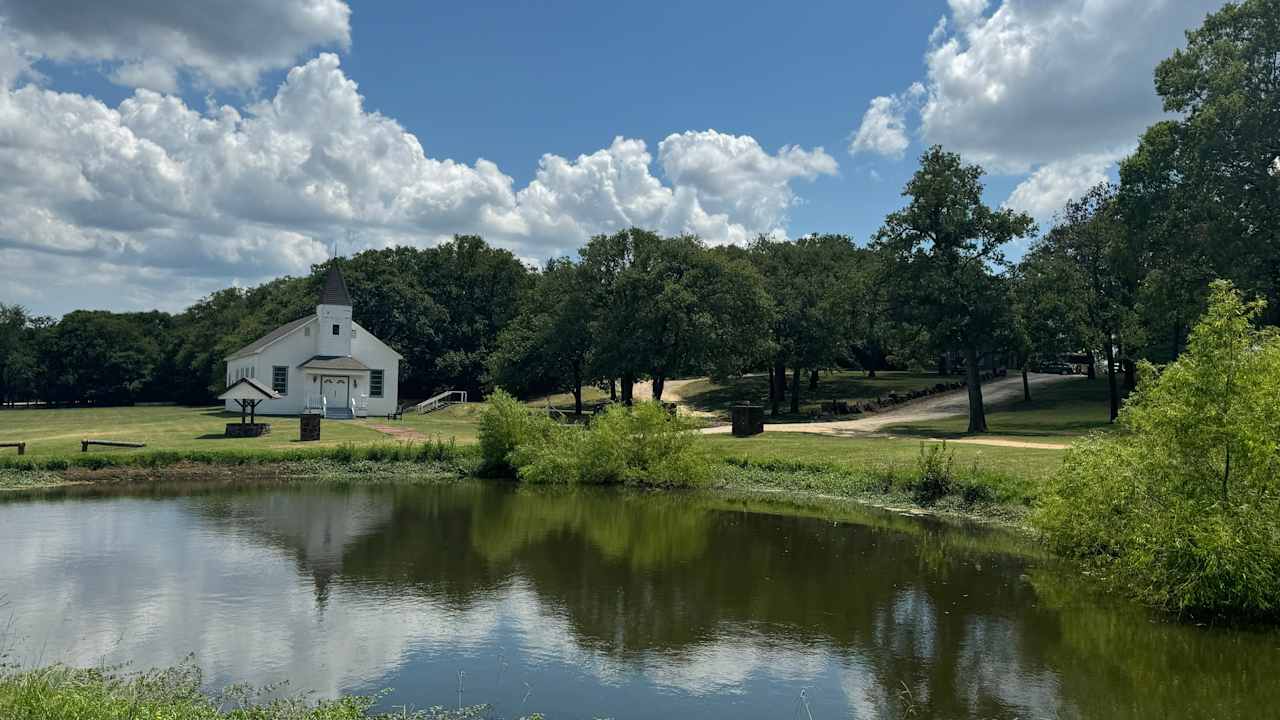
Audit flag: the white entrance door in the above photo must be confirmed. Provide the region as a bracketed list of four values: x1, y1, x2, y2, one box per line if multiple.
[321, 376, 349, 409]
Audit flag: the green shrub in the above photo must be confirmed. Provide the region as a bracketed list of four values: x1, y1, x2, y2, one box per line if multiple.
[477, 389, 558, 474]
[1034, 281, 1280, 618]
[478, 395, 710, 486]
[911, 443, 955, 505]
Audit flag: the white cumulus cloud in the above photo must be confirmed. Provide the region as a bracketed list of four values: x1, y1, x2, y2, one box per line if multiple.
[0, 51, 835, 312]
[850, 0, 1225, 213]
[0, 0, 351, 91]
[1003, 152, 1121, 222]
[849, 84, 924, 159]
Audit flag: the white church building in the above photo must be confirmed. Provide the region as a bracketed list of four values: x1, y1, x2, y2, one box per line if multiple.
[224, 266, 401, 418]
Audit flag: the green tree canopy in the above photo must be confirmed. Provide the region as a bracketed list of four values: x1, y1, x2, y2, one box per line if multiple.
[873, 146, 1035, 432]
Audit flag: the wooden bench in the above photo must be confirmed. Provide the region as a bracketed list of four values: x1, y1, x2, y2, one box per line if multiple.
[0, 442, 25, 456]
[81, 439, 146, 452]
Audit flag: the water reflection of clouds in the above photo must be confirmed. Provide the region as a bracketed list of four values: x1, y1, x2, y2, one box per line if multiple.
[958, 616, 1063, 718]
[0, 489, 1089, 717]
[6, 496, 823, 700]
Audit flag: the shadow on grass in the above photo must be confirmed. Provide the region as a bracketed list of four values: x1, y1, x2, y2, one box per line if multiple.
[679, 371, 952, 417]
[881, 420, 1111, 440]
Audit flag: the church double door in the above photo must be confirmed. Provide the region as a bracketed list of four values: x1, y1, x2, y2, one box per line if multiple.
[321, 376, 349, 409]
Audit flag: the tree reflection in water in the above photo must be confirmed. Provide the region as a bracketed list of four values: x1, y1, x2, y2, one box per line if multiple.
[1, 482, 1276, 719]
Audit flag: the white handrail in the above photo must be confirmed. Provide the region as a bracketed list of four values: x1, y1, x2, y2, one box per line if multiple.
[414, 390, 468, 414]
[322, 395, 327, 419]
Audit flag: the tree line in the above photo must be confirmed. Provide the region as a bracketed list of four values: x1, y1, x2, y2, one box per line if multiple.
[1, 0, 1273, 433]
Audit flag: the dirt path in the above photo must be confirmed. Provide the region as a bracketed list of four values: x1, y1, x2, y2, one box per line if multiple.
[633, 378, 719, 418]
[365, 422, 431, 442]
[701, 373, 1081, 450]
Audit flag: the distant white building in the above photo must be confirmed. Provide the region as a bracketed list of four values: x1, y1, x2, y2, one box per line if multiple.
[224, 266, 402, 418]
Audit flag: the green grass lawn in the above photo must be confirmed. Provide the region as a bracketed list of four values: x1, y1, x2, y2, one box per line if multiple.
[0, 404, 480, 459]
[885, 375, 1118, 443]
[1, 392, 1073, 498]
[395, 403, 484, 443]
[679, 370, 951, 421]
[703, 432, 1066, 481]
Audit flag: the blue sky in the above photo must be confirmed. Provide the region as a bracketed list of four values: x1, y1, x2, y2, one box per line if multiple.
[335, 1, 954, 243]
[0, 0, 1226, 314]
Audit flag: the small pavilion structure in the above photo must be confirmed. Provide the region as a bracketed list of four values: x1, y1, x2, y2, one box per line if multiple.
[218, 377, 282, 436]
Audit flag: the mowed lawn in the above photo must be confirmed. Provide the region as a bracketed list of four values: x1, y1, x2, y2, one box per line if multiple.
[679, 370, 952, 421]
[394, 403, 483, 443]
[0, 404, 481, 459]
[0, 397, 1071, 483]
[702, 432, 1067, 480]
[884, 375, 1118, 443]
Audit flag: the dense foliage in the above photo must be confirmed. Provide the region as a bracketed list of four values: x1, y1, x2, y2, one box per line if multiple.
[1034, 282, 1280, 616]
[479, 390, 709, 486]
[0, 237, 528, 406]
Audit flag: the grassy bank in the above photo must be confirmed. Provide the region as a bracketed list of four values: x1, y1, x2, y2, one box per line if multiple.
[703, 432, 1065, 480]
[1, 398, 1069, 522]
[0, 664, 518, 720]
[708, 446, 1040, 523]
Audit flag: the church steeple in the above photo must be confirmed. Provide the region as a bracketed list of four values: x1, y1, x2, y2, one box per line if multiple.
[318, 265, 352, 306]
[316, 265, 354, 357]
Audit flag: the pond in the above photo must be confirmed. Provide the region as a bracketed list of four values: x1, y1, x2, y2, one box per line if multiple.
[1, 481, 1276, 719]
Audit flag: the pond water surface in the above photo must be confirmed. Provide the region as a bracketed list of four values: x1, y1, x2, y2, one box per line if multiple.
[1, 481, 1276, 719]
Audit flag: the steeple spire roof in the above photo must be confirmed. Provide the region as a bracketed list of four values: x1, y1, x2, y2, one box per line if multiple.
[318, 265, 352, 306]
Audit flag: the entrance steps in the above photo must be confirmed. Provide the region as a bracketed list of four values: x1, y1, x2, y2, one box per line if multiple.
[326, 408, 354, 420]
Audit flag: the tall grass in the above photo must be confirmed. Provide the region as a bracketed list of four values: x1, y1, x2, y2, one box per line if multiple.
[0, 663, 529, 719]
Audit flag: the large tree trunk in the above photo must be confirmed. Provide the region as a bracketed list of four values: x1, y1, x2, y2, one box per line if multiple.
[809, 368, 819, 391]
[770, 365, 781, 417]
[572, 364, 583, 416]
[621, 373, 635, 406]
[867, 366, 876, 379]
[1104, 334, 1119, 422]
[1087, 353, 1096, 379]
[1022, 362, 1031, 403]
[609, 379, 617, 403]
[774, 362, 787, 402]
[964, 344, 987, 433]
[652, 374, 665, 401]
[790, 367, 801, 415]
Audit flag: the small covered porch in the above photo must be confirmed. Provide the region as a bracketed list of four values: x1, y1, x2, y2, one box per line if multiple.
[299, 355, 371, 419]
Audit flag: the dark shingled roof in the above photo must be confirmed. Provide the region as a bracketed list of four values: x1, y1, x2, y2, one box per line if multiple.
[299, 355, 371, 371]
[218, 376, 283, 400]
[319, 266, 352, 306]
[225, 316, 313, 360]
